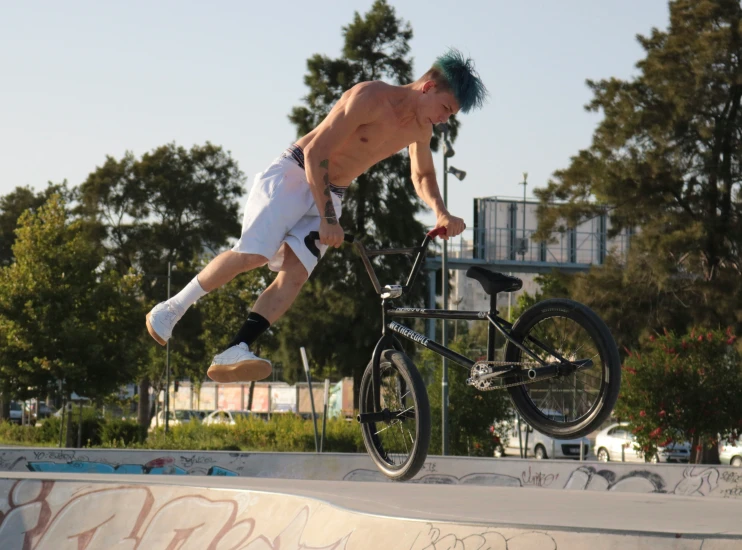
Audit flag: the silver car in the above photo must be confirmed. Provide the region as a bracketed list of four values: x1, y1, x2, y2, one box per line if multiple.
[594, 422, 690, 463]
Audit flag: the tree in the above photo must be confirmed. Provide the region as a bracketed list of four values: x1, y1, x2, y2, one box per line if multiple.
[0, 195, 142, 404]
[76, 142, 245, 426]
[533, 0, 742, 348]
[283, 0, 452, 391]
[0, 183, 72, 266]
[615, 327, 742, 464]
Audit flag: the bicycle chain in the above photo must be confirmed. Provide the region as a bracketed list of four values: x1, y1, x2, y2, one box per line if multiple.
[468, 361, 559, 391]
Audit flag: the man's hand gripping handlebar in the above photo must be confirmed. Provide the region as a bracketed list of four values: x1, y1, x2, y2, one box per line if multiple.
[304, 227, 447, 297]
[304, 231, 355, 259]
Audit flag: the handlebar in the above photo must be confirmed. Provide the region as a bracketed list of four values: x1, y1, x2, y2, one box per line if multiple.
[304, 227, 448, 297]
[304, 231, 355, 259]
[426, 227, 448, 239]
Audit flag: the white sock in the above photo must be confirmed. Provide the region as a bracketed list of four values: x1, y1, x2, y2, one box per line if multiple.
[169, 276, 208, 312]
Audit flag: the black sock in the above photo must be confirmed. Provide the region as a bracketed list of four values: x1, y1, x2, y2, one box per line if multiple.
[229, 312, 270, 348]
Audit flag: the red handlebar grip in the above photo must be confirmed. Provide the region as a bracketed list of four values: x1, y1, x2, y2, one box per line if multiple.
[426, 227, 448, 238]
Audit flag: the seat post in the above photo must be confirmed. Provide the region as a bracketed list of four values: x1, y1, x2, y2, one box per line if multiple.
[487, 292, 498, 362]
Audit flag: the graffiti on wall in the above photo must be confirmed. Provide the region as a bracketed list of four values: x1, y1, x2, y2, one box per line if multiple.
[0, 479, 352, 550]
[0, 449, 240, 477]
[1, 447, 742, 500]
[344, 464, 726, 498]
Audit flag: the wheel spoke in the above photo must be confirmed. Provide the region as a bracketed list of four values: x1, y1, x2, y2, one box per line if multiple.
[518, 313, 607, 425]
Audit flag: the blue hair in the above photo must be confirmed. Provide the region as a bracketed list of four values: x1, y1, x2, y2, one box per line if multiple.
[432, 48, 488, 113]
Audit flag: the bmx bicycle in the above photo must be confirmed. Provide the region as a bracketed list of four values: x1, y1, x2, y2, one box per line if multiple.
[306, 227, 621, 481]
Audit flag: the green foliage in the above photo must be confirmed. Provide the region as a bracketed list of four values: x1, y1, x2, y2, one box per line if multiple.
[74, 141, 246, 422]
[0, 182, 72, 267]
[532, 0, 742, 354]
[615, 326, 742, 463]
[99, 418, 147, 447]
[0, 421, 51, 446]
[418, 334, 511, 456]
[0, 195, 142, 401]
[141, 414, 364, 452]
[0, 413, 366, 452]
[37, 408, 104, 447]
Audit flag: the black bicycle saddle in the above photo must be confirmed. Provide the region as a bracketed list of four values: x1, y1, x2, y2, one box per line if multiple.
[466, 267, 522, 295]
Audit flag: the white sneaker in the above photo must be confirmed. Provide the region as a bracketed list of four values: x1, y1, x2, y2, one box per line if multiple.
[207, 343, 272, 383]
[145, 301, 185, 346]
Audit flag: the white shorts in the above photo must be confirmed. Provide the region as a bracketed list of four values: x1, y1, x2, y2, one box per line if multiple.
[231, 153, 343, 276]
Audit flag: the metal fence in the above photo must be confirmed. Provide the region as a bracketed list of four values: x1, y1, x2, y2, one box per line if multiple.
[444, 227, 631, 268]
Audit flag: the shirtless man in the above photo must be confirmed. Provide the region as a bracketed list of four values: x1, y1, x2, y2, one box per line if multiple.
[145, 48, 487, 382]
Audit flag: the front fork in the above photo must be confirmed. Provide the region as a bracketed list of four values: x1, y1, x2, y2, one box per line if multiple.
[368, 299, 405, 414]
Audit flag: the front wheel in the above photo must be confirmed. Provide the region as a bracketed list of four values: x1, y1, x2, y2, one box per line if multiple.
[359, 350, 430, 481]
[505, 298, 621, 439]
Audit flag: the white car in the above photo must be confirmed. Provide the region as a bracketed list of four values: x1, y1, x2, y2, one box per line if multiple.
[495, 410, 591, 460]
[203, 410, 251, 426]
[719, 439, 742, 466]
[594, 422, 690, 463]
[149, 409, 200, 430]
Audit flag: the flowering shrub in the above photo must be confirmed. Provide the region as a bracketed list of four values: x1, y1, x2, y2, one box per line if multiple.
[614, 327, 742, 463]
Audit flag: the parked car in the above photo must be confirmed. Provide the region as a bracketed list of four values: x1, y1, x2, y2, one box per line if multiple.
[203, 410, 251, 426]
[149, 409, 201, 430]
[9, 401, 23, 424]
[719, 439, 742, 467]
[34, 403, 57, 420]
[594, 422, 690, 463]
[493, 410, 591, 460]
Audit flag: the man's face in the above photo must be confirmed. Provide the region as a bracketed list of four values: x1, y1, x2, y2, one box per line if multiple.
[420, 81, 460, 126]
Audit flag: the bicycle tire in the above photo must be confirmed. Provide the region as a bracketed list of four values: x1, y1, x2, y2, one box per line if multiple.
[359, 349, 430, 481]
[505, 298, 621, 439]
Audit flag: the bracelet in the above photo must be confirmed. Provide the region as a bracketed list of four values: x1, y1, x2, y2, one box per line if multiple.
[322, 216, 338, 220]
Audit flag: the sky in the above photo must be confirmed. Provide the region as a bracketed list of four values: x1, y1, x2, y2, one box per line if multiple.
[0, 1, 671, 231]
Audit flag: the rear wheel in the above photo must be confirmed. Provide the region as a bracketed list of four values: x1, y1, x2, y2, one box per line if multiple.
[359, 350, 430, 481]
[506, 299, 621, 439]
[731, 456, 742, 467]
[597, 448, 610, 462]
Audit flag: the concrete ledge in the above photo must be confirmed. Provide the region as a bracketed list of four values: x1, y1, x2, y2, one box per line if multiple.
[0, 472, 740, 549]
[1, 447, 741, 500]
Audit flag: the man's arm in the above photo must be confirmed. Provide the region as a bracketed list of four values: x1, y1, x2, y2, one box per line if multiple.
[304, 84, 379, 247]
[409, 138, 466, 238]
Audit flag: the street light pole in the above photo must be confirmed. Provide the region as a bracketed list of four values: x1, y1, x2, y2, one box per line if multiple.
[165, 261, 171, 434]
[442, 144, 449, 456]
[521, 172, 528, 251]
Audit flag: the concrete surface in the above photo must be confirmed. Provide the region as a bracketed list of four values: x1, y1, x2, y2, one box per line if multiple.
[1, 472, 740, 549]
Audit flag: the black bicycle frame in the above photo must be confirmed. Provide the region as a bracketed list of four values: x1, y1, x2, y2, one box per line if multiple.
[334, 229, 582, 420]
[349, 229, 507, 415]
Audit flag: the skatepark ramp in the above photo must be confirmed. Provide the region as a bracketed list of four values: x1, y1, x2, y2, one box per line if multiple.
[1, 472, 741, 549]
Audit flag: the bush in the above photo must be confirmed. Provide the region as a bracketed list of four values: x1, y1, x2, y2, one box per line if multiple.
[0, 420, 52, 445]
[100, 418, 147, 447]
[37, 408, 104, 447]
[615, 327, 742, 463]
[138, 414, 363, 452]
[0, 411, 366, 452]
